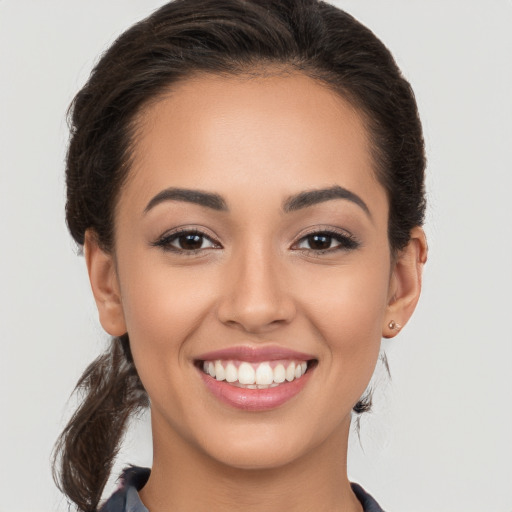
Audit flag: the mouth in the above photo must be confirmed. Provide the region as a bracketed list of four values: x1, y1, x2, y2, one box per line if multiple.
[196, 359, 315, 389]
[194, 347, 318, 411]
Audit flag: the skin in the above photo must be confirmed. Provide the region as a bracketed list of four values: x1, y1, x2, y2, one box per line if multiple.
[85, 72, 427, 512]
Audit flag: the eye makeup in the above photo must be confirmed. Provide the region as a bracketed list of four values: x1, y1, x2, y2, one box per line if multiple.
[150, 225, 360, 257]
[151, 227, 222, 254]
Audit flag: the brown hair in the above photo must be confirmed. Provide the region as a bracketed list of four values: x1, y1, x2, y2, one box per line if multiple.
[54, 1, 426, 510]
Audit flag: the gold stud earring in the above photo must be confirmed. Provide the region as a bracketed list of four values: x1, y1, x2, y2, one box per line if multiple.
[388, 320, 402, 331]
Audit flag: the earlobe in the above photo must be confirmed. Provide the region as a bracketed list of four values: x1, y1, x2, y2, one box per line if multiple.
[383, 227, 428, 339]
[84, 230, 127, 337]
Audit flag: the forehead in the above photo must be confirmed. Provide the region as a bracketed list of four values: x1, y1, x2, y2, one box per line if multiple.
[122, 72, 385, 216]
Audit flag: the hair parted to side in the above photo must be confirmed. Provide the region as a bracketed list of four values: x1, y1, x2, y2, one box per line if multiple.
[55, 0, 426, 510]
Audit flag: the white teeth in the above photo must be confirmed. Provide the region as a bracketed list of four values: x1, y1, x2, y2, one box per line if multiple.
[215, 361, 225, 381]
[238, 362, 256, 385]
[273, 364, 286, 383]
[225, 362, 237, 383]
[202, 359, 309, 386]
[255, 362, 273, 385]
[286, 362, 296, 382]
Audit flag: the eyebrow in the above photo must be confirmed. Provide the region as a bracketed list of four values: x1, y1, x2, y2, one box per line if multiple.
[283, 186, 371, 217]
[144, 187, 228, 213]
[144, 185, 371, 218]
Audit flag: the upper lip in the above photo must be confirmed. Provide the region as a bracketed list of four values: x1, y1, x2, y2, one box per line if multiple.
[195, 345, 316, 362]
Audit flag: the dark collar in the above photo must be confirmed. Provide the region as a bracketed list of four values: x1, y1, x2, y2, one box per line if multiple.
[101, 466, 385, 512]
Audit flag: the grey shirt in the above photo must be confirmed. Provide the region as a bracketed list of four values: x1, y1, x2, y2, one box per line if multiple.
[100, 466, 385, 512]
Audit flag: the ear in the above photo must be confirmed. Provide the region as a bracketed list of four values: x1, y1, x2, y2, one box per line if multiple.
[383, 227, 428, 339]
[84, 230, 127, 337]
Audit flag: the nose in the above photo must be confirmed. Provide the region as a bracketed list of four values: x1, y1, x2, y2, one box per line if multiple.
[216, 244, 296, 334]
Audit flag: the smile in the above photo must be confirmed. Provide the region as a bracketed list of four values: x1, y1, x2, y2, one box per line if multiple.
[195, 347, 317, 411]
[201, 359, 309, 389]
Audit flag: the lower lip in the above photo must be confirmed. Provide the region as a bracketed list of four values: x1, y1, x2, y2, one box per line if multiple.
[198, 366, 313, 411]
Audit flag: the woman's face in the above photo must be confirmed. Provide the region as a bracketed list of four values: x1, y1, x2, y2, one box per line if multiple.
[89, 72, 415, 469]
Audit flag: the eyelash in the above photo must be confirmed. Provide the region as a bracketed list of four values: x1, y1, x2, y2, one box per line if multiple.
[293, 229, 360, 254]
[151, 228, 220, 254]
[151, 228, 360, 255]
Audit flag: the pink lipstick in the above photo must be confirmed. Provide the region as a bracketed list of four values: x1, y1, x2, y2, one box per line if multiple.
[195, 345, 317, 411]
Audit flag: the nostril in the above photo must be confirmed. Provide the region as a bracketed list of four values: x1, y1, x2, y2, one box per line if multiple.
[215, 273, 297, 332]
[217, 307, 296, 334]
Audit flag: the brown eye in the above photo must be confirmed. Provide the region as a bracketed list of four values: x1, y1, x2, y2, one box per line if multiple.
[177, 233, 205, 250]
[306, 234, 334, 250]
[294, 230, 359, 253]
[153, 230, 219, 252]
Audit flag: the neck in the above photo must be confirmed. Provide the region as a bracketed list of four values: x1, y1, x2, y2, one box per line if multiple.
[139, 415, 363, 512]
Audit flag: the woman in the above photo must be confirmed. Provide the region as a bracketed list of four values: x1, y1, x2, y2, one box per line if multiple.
[54, 0, 428, 511]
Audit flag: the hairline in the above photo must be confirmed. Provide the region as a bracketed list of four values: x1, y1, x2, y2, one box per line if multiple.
[111, 64, 396, 254]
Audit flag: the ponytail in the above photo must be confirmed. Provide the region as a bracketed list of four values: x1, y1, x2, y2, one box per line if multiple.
[53, 335, 148, 512]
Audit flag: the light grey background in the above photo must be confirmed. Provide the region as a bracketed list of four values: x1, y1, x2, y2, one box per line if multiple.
[1, 1, 511, 511]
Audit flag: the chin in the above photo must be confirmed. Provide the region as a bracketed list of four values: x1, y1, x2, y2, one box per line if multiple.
[189, 412, 344, 472]
[202, 435, 309, 471]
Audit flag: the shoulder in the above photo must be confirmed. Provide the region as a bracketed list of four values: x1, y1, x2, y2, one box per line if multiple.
[351, 482, 386, 512]
[99, 466, 150, 512]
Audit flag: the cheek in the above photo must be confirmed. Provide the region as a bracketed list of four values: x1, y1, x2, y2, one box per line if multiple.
[301, 257, 389, 333]
[117, 256, 219, 375]
[118, 263, 222, 434]
[296, 258, 390, 387]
